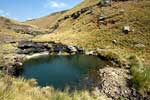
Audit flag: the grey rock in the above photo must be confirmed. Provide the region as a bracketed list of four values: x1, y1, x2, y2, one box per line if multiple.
[112, 40, 117, 44]
[63, 15, 70, 20]
[119, 9, 125, 14]
[85, 51, 95, 55]
[17, 41, 50, 54]
[98, 16, 107, 25]
[80, 8, 89, 13]
[123, 26, 130, 34]
[71, 11, 81, 19]
[101, 0, 112, 7]
[67, 45, 78, 53]
[17, 41, 83, 55]
[135, 43, 145, 48]
[99, 16, 105, 21]
[86, 10, 93, 14]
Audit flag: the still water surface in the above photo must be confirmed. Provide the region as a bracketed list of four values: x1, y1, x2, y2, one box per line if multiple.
[21, 55, 104, 89]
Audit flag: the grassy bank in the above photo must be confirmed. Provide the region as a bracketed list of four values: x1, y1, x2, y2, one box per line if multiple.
[129, 56, 150, 97]
[0, 0, 149, 99]
[0, 75, 110, 100]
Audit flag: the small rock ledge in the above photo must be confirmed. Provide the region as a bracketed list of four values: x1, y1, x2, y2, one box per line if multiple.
[17, 40, 84, 55]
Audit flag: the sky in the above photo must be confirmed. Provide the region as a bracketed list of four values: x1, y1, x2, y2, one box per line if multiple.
[0, 0, 82, 21]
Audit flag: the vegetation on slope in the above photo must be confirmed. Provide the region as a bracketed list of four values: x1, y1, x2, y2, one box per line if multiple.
[32, 0, 150, 97]
[129, 56, 150, 97]
[33, 0, 150, 63]
[0, 0, 150, 99]
[26, 10, 67, 29]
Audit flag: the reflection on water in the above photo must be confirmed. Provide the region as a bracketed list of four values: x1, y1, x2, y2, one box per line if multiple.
[20, 55, 107, 90]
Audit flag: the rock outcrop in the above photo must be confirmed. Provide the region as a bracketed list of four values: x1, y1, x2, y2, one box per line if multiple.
[11, 26, 49, 36]
[17, 41, 83, 55]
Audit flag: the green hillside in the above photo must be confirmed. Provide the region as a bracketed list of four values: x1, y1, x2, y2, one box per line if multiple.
[0, 0, 150, 100]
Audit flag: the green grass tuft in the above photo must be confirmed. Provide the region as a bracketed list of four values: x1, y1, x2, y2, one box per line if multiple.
[129, 56, 150, 96]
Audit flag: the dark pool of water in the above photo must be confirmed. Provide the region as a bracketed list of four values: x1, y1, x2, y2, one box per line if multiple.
[20, 55, 106, 89]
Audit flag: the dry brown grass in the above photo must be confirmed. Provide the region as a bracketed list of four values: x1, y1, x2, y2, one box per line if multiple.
[0, 0, 150, 99]
[0, 76, 111, 100]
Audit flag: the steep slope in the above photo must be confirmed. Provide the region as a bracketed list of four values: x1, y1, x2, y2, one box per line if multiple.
[33, 0, 150, 63]
[0, 16, 32, 42]
[25, 10, 67, 29]
[0, 16, 49, 42]
[0, 16, 49, 68]
[24, 0, 150, 65]
[0, 0, 150, 99]
[31, 0, 150, 96]
[25, 0, 98, 29]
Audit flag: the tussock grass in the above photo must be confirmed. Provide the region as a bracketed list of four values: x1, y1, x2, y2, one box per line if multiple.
[0, 75, 110, 100]
[0, 0, 150, 99]
[96, 49, 126, 66]
[129, 56, 150, 96]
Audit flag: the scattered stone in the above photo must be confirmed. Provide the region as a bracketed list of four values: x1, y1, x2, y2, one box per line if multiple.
[86, 10, 93, 15]
[119, 9, 125, 14]
[13, 62, 23, 67]
[80, 7, 89, 13]
[98, 67, 131, 99]
[63, 15, 70, 20]
[99, 16, 105, 21]
[112, 40, 117, 44]
[101, 0, 112, 7]
[71, 11, 81, 19]
[6, 66, 16, 75]
[85, 51, 96, 55]
[135, 43, 145, 49]
[76, 46, 84, 53]
[123, 26, 130, 34]
[67, 45, 77, 53]
[98, 16, 107, 25]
